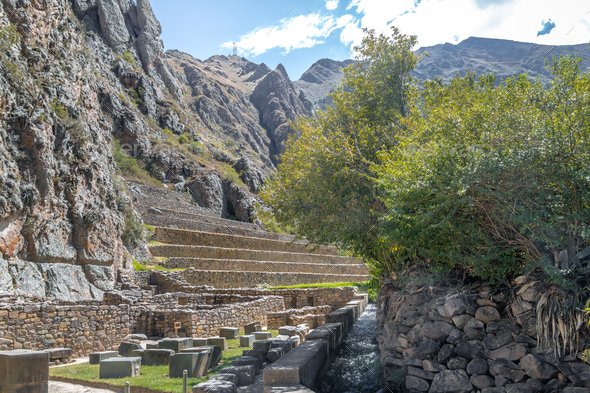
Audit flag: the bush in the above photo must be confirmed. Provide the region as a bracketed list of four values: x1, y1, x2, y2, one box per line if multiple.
[188, 142, 203, 155]
[121, 206, 144, 248]
[221, 164, 245, 187]
[112, 140, 162, 187]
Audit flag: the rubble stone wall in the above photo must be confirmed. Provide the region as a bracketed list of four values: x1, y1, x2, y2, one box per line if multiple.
[376, 278, 590, 393]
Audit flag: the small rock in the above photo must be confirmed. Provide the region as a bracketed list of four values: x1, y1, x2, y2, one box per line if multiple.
[452, 315, 472, 330]
[505, 383, 532, 393]
[489, 342, 528, 362]
[526, 378, 544, 393]
[438, 298, 468, 319]
[405, 375, 430, 392]
[471, 375, 495, 389]
[465, 317, 485, 330]
[543, 379, 567, 393]
[422, 321, 455, 342]
[466, 358, 488, 375]
[562, 388, 590, 393]
[464, 327, 485, 341]
[495, 375, 508, 387]
[447, 329, 464, 344]
[408, 366, 435, 381]
[487, 359, 525, 382]
[519, 355, 558, 382]
[423, 359, 446, 372]
[483, 330, 514, 351]
[415, 339, 440, 360]
[483, 388, 507, 393]
[475, 306, 501, 323]
[447, 357, 469, 370]
[404, 356, 424, 367]
[455, 341, 485, 360]
[477, 299, 498, 307]
[438, 344, 455, 364]
[430, 369, 473, 393]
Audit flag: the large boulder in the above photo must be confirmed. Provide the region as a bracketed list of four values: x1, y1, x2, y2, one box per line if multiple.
[37, 264, 103, 301]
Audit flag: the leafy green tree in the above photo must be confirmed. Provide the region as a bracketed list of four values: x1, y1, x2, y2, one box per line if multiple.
[262, 27, 420, 273]
[377, 56, 590, 282]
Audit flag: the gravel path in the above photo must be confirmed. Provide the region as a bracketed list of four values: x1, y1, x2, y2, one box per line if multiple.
[49, 381, 120, 393]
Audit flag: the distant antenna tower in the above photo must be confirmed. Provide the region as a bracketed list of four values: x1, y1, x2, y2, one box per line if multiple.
[233, 42, 237, 56]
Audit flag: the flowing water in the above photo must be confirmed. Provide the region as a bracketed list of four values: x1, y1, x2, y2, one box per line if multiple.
[319, 304, 383, 393]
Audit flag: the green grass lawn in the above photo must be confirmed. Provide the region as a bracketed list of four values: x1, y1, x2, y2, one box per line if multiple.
[267, 281, 367, 290]
[50, 330, 279, 393]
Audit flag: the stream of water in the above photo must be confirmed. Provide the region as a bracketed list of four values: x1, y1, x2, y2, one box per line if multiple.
[318, 304, 383, 393]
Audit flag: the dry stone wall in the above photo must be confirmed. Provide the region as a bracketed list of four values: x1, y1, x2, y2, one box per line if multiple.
[151, 270, 359, 308]
[376, 278, 590, 393]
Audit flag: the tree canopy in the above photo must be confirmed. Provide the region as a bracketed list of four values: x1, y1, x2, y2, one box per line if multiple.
[262, 27, 590, 284]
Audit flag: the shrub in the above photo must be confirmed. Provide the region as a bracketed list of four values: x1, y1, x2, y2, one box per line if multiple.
[221, 164, 245, 187]
[121, 206, 144, 248]
[121, 51, 136, 67]
[112, 140, 162, 187]
[188, 142, 203, 155]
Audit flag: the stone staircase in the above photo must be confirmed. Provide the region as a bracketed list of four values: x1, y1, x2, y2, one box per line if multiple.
[132, 182, 370, 288]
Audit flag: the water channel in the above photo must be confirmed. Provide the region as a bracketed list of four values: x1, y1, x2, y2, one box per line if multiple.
[318, 304, 383, 393]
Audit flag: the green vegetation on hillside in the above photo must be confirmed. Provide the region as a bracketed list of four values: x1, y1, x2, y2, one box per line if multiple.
[263, 26, 590, 287]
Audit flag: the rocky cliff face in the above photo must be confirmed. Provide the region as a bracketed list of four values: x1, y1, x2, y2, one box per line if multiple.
[0, 0, 319, 300]
[294, 58, 355, 110]
[250, 64, 314, 163]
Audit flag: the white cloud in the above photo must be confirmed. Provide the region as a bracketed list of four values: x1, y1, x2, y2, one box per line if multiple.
[342, 0, 590, 49]
[326, 0, 339, 10]
[223, 13, 352, 57]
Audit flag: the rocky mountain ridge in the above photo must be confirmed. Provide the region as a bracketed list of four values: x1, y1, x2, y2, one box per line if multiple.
[0, 0, 314, 300]
[296, 37, 590, 109]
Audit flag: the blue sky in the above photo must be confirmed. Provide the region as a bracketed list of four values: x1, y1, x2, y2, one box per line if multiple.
[151, 0, 590, 80]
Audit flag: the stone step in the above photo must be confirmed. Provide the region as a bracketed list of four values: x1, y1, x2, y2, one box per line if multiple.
[180, 269, 370, 288]
[161, 258, 370, 275]
[127, 180, 195, 204]
[137, 204, 260, 232]
[139, 206, 297, 242]
[150, 245, 361, 265]
[133, 194, 218, 218]
[155, 227, 340, 255]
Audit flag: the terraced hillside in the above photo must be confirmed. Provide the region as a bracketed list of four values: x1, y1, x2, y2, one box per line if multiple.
[132, 182, 370, 288]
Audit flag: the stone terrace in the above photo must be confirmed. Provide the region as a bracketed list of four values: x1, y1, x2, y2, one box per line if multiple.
[133, 181, 371, 288]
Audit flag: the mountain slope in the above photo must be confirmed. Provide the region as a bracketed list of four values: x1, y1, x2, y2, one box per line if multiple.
[296, 37, 590, 109]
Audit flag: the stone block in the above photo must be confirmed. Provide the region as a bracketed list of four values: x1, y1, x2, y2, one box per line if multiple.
[279, 326, 298, 337]
[89, 351, 119, 365]
[192, 380, 237, 393]
[245, 321, 262, 335]
[196, 346, 222, 369]
[118, 342, 142, 356]
[267, 348, 285, 363]
[263, 340, 329, 391]
[146, 341, 159, 349]
[296, 324, 310, 334]
[48, 348, 73, 360]
[233, 356, 260, 375]
[240, 335, 255, 347]
[99, 357, 141, 379]
[219, 327, 240, 339]
[169, 352, 209, 378]
[141, 349, 175, 366]
[305, 323, 343, 358]
[210, 373, 238, 384]
[254, 332, 273, 340]
[325, 308, 354, 336]
[254, 340, 272, 354]
[207, 337, 229, 351]
[243, 349, 265, 368]
[0, 349, 49, 392]
[159, 337, 194, 353]
[221, 365, 255, 386]
[193, 338, 208, 347]
[271, 340, 296, 354]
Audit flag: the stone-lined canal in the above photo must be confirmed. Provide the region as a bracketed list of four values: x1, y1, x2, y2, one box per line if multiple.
[319, 304, 382, 393]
